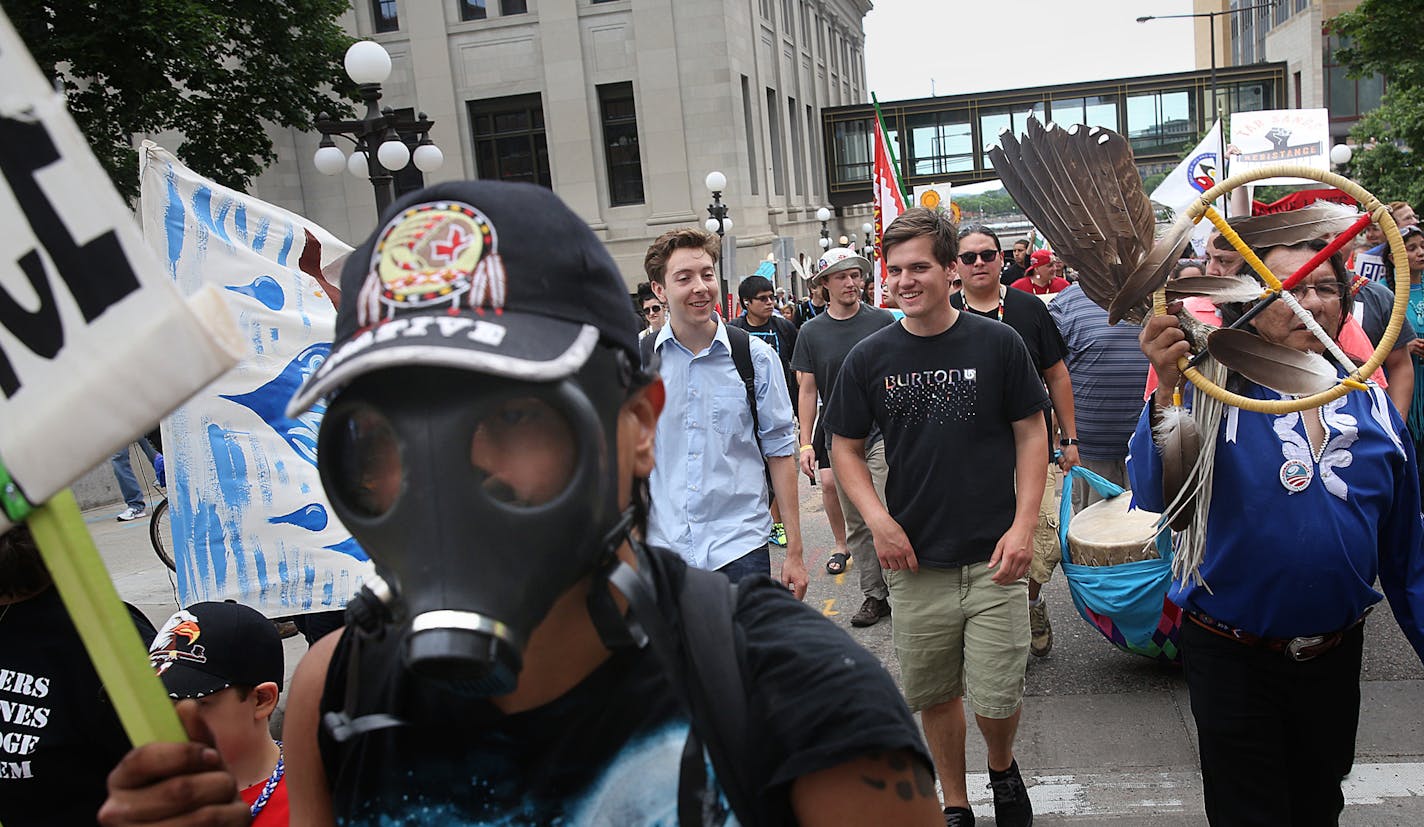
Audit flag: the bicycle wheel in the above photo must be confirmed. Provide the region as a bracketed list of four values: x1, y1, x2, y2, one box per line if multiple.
[149, 497, 176, 571]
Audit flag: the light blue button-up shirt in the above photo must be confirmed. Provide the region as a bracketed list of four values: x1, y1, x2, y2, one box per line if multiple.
[647, 317, 797, 570]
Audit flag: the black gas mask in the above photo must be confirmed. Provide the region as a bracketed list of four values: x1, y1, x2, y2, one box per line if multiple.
[318, 345, 633, 697]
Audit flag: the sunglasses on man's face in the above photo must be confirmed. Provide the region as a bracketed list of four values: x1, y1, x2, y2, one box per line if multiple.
[957, 250, 999, 266]
[751, 293, 776, 303]
[642, 304, 665, 317]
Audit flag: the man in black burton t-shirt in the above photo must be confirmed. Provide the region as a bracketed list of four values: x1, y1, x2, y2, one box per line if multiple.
[826, 208, 1047, 827]
[101, 182, 941, 827]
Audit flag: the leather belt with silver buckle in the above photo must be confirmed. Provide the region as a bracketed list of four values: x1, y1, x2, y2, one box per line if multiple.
[1186, 610, 1369, 662]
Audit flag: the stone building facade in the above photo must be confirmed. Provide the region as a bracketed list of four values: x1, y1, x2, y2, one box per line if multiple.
[248, 0, 874, 295]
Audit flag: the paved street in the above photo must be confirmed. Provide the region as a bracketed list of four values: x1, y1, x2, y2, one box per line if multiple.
[88, 481, 1424, 825]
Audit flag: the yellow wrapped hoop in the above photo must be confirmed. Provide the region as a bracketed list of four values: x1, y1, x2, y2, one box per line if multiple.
[1155, 163, 1411, 414]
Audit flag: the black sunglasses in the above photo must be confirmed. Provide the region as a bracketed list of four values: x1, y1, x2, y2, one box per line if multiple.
[642, 304, 665, 316]
[957, 250, 999, 265]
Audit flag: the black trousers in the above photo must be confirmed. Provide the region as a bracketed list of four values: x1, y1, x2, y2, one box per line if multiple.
[1181, 619, 1365, 827]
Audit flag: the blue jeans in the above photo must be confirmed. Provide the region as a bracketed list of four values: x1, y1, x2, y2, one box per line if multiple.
[716, 545, 770, 584]
[111, 438, 159, 509]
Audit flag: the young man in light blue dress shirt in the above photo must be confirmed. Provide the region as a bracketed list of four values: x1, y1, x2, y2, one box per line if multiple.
[644, 228, 808, 599]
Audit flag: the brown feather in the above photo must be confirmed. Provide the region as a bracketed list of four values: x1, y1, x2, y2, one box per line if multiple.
[1154, 403, 1200, 532]
[1206, 328, 1339, 394]
[1108, 221, 1194, 324]
[1230, 202, 1362, 250]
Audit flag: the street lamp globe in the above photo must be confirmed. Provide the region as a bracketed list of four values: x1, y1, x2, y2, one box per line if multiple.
[1330, 144, 1353, 166]
[818, 236, 830, 249]
[313, 144, 346, 176]
[838, 235, 849, 246]
[862, 222, 873, 236]
[705, 218, 720, 234]
[705, 170, 727, 193]
[345, 41, 393, 85]
[377, 138, 411, 171]
[816, 207, 831, 223]
[347, 150, 369, 178]
[413, 143, 445, 173]
[721, 217, 733, 233]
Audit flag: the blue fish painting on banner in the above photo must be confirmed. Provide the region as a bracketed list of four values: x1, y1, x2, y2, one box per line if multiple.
[137, 142, 371, 616]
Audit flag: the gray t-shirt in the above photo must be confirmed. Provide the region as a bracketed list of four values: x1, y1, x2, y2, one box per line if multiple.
[790, 303, 896, 450]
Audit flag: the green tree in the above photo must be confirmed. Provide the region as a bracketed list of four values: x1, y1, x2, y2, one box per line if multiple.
[1331, 0, 1424, 208]
[3, 0, 353, 200]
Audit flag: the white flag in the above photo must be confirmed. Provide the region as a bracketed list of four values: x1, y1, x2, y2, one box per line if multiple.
[138, 143, 372, 617]
[1150, 120, 1225, 250]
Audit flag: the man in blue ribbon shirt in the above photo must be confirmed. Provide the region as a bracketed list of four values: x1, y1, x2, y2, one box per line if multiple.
[644, 228, 808, 597]
[1132, 239, 1424, 826]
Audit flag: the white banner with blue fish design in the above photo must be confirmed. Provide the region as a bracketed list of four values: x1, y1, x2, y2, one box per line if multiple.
[137, 142, 370, 616]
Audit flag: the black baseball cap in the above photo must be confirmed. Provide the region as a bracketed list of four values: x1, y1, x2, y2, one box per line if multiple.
[148, 602, 284, 699]
[287, 180, 639, 416]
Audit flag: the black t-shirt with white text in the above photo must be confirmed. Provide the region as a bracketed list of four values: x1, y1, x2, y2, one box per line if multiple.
[824, 315, 1050, 568]
[0, 588, 157, 827]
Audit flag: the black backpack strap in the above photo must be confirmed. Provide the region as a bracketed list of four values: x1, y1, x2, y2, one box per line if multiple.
[607, 551, 763, 825]
[723, 325, 772, 493]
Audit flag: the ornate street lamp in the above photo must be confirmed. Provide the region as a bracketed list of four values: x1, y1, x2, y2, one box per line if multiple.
[704, 171, 734, 313]
[816, 206, 832, 250]
[312, 41, 445, 218]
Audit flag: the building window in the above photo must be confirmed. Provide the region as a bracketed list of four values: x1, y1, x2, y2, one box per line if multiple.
[1048, 95, 1118, 132]
[502, 0, 528, 13]
[906, 110, 974, 176]
[742, 76, 760, 196]
[978, 102, 1044, 166]
[373, 0, 398, 32]
[789, 97, 805, 196]
[767, 88, 786, 196]
[468, 94, 551, 188]
[1324, 34, 1385, 124]
[807, 103, 821, 197]
[759, 0, 771, 19]
[1125, 90, 1195, 155]
[459, 0, 486, 20]
[597, 82, 644, 206]
[830, 118, 871, 185]
[781, 0, 794, 33]
[800, 2, 811, 42]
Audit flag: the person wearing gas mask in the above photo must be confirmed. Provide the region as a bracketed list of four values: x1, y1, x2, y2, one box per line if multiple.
[99, 181, 941, 827]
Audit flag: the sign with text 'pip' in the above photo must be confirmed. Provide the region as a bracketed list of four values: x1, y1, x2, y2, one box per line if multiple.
[0, 11, 241, 532]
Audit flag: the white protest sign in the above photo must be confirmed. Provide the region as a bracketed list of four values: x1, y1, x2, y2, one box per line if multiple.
[138, 144, 371, 616]
[1228, 109, 1331, 186]
[0, 11, 240, 533]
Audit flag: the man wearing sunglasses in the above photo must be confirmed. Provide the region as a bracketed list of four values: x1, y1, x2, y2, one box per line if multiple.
[638, 294, 666, 340]
[953, 225, 1079, 660]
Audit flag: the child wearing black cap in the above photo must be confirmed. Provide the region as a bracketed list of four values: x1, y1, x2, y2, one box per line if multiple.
[148, 602, 287, 825]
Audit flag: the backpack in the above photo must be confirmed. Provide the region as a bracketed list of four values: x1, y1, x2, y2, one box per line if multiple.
[640, 324, 770, 485]
[608, 544, 768, 825]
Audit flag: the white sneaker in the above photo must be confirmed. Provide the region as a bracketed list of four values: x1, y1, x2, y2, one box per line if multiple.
[116, 506, 146, 522]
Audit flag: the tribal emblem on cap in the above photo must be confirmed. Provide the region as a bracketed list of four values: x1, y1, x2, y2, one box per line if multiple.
[357, 201, 507, 328]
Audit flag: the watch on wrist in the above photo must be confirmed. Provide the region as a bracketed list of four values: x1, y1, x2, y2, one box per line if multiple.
[1059, 438, 1079, 446]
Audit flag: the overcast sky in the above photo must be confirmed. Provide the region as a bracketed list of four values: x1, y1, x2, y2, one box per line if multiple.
[863, 0, 1199, 102]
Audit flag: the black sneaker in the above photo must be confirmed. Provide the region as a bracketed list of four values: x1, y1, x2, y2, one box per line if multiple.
[987, 760, 1032, 826]
[943, 806, 975, 827]
[850, 596, 891, 627]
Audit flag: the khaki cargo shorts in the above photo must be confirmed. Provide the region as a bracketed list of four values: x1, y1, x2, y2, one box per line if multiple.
[1029, 461, 1062, 586]
[884, 561, 1029, 718]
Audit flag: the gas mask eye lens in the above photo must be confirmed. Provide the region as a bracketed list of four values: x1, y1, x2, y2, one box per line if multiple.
[329, 403, 403, 517]
[470, 397, 576, 508]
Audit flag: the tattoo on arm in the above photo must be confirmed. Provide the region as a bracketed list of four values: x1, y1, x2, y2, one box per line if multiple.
[856, 750, 937, 801]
